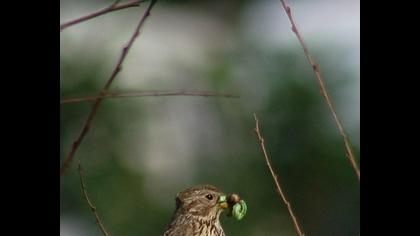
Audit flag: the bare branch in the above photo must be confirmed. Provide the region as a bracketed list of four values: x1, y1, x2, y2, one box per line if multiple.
[278, 0, 360, 180]
[253, 113, 305, 236]
[60, 0, 146, 31]
[60, 90, 239, 104]
[60, 0, 158, 176]
[78, 160, 111, 236]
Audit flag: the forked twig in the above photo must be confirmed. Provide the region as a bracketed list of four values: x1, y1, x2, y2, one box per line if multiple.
[60, 0, 158, 176]
[60, 90, 239, 104]
[254, 113, 305, 236]
[78, 160, 111, 236]
[278, 0, 360, 180]
[60, 0, 146, 31]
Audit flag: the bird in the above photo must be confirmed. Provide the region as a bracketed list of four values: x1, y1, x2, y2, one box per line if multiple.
[162, 184, 230, 236]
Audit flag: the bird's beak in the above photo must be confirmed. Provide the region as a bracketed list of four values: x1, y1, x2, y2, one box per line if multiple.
[218, 195, 229, 209]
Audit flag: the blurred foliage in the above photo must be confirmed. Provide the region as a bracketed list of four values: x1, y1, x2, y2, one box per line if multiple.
[61, 0, 359, 235]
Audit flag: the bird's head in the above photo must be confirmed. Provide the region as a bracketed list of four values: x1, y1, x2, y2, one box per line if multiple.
[174, 184, 229, 219]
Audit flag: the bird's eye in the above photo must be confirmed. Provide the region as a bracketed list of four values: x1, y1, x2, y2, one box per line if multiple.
[205, 194, 213, 200]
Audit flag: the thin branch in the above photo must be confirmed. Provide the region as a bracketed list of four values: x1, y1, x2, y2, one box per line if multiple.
[253, 113, 305, 236]
[78, 160, 111, 236]
[60, 0, 158, 176]
[278, 0, 360, 180]
[60, 90, 239, 104]
[60, 0, 146, 31]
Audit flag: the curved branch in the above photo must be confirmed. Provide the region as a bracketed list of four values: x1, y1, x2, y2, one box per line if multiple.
[78, 160, 111, 236]
[60, 0, 146, 31]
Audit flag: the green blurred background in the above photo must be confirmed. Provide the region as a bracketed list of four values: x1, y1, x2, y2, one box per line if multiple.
[60, 0, 359, 235]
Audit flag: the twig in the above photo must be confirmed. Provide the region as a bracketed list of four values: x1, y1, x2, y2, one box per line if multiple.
[278, 0, 360, 180]
[60, 0, 146, 31]
[60, 0, 158, 176]
[78, 160, 111, 236]
[60, 90, 239, 104]
[253, 113, 305, 236]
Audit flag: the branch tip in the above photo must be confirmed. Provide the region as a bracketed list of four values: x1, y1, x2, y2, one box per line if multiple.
[60, 0, 159, 176]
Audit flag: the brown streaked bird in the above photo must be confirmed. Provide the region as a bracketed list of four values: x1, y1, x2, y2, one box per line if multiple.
[163, 185, 229, 236]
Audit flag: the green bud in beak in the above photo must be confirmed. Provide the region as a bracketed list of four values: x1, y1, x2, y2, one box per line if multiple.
[231, 200, 247, 220]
